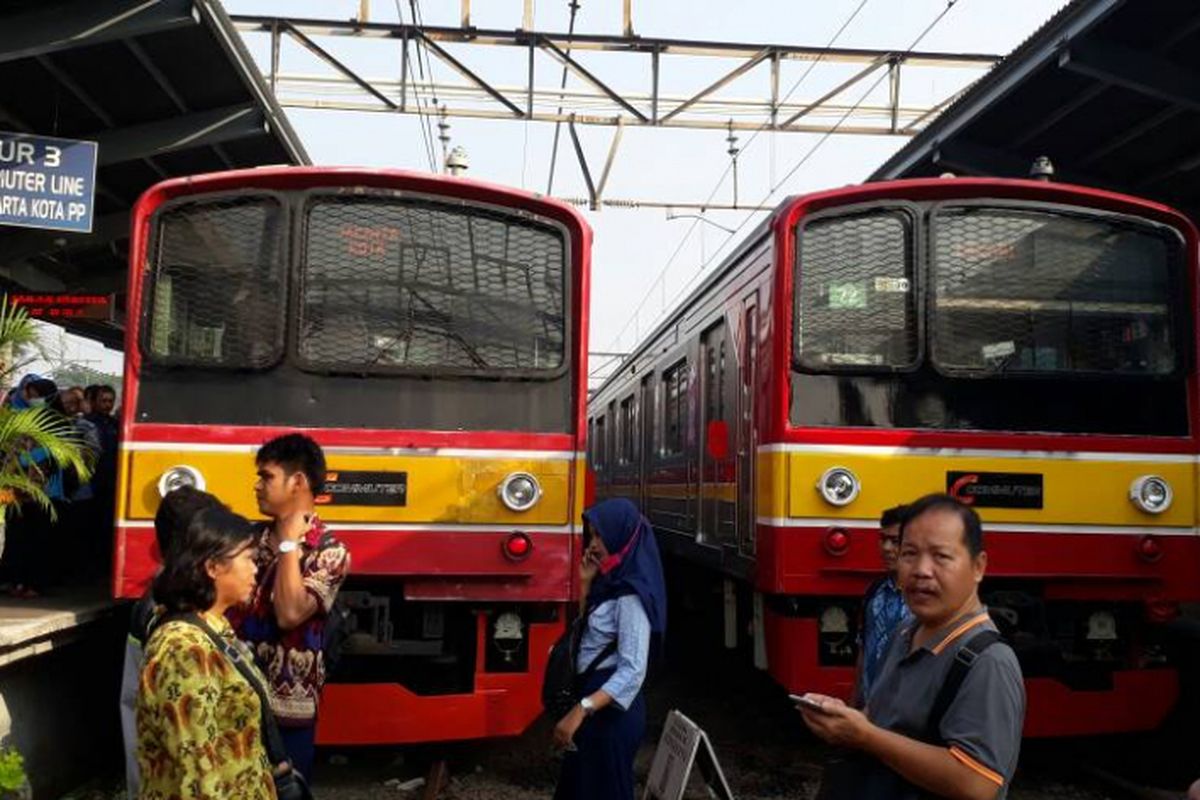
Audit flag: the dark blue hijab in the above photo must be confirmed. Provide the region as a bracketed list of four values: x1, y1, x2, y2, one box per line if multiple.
[583, 498, 667, 634]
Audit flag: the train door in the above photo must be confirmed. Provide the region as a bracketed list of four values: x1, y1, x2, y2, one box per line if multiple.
[737, 295, 759, 555]
[700, 320, 738, 545]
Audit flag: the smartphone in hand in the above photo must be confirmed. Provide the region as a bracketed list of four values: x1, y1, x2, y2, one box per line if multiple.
[789, 693, 833, 713]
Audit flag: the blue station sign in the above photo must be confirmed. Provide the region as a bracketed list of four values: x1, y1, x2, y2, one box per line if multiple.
[0, 131, 98, 233]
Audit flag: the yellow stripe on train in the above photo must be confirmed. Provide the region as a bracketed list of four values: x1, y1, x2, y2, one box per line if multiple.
[124, 450, 585, 525]
[755, 450, 1194, 526]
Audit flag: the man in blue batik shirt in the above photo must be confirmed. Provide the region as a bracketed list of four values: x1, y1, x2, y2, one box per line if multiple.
[854, 505, 912, 707]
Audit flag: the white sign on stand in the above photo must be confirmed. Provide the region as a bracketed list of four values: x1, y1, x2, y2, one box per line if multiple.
[644, 710, 735, 800]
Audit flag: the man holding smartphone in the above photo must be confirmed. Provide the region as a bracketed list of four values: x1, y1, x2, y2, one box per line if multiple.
[797, 495, 1025, 800]
[229, 433, 351, 780]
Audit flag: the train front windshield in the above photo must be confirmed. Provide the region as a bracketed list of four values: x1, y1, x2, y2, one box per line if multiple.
[792, 203, 1189, 435]
[138, 191, 573, 431]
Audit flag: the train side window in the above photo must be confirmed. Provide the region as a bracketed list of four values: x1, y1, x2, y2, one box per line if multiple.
[661, 359, 688, 457]
[618, 396, 636, 466]
[595, 415, 606, 470]
[587, 417, 595, 463]
[718, 339, 727, 421]
[608, 400, 618, 466]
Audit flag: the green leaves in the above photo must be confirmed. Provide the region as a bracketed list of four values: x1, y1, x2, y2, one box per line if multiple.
[0, 746, 26, 793]
[0, 296, 92, 520]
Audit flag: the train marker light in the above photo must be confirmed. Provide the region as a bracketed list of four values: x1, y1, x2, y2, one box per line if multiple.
[157, 465, 205, 498]
[503, 531, 533, 561]
[498, 472, 541, 512]
[1137, 535, 1163, 563]
[1129, 475, 1172, 514]
[823, 527, 850, 556]
[817, 467, 860, 507]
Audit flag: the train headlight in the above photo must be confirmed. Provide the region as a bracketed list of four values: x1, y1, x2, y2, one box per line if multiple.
[157, 465, 206, 498]
[817, 467, 861, 507]
[498, 472, 541, 512]
[1129, 475, 1172, 514]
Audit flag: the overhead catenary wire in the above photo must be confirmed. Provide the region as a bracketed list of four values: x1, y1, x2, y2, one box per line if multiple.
[603, 0, 873, 352]
[546, 0, 583, 195]
[394, 0, 437, 171]
[650, 0, 965, 328]
[413, 0, 445, 170]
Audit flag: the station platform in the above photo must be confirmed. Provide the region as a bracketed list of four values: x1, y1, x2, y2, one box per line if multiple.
[0, 585, 126, 799]
[0, 586, 119, 668]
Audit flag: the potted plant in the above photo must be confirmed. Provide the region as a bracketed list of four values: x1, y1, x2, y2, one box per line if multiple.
[0, 296, 90, 559]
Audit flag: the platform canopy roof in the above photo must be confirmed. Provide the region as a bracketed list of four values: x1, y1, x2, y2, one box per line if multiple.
[872, 0, 1200, 220]
[0, 0, 309, 347]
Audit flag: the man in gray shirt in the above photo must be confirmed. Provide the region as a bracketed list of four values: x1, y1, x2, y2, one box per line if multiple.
[798, 494, 1026, 800]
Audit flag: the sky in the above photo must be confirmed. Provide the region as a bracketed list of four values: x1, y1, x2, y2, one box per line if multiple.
[222, 0, 1071, 365]
[25, 0, 1075, 387]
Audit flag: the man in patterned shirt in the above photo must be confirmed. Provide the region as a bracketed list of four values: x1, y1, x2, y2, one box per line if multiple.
[229, 433, 351, 780]
[853, 504, 911, 707]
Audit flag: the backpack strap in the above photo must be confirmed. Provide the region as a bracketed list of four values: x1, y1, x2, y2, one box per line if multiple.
[925, 629, 1002, 741]
[161, 613, 291, 768]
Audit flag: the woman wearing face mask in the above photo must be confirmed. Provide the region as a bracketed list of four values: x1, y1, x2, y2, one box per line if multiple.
[552, 498, 667, 800]
[137, 506, 277, 800]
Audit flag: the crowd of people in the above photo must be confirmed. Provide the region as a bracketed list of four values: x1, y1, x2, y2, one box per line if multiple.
[117, 439, 1031, 800]
[547, 491, 1030, 800]
[0, 375, 119, 596]
[0, 390, 1063, 799]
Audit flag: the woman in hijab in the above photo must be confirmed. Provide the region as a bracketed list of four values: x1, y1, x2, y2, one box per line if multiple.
[553, 497, 667, 800]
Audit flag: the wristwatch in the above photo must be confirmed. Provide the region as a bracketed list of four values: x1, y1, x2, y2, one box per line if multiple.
[278, 540, 300, 555]
[579, 696, 596, 716]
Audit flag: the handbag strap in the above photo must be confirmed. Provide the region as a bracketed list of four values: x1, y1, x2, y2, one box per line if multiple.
[573, 599, 620, 683]
[163, 613, 291, 767]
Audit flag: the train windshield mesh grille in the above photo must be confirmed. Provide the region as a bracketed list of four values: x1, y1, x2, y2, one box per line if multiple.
[144, 196, 286, 369]
[933, 207, 1181, 376]
[795, 209, 917, 371]
[299, 197, 567, 374]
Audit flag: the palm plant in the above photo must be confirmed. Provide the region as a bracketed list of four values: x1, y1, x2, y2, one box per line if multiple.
[0, 297, 91, 524]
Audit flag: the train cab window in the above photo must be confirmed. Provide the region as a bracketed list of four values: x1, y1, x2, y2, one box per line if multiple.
[299, 197, 567, 375]
[795, 209, 917, 371]
[932, 206, 1182, 377]
[661, 360, 688, 457]
[144, 196, 287, 368]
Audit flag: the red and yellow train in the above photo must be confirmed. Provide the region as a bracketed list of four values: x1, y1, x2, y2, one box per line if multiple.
[113, 167, 590, 745]
[590, 176, 1200, 736]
